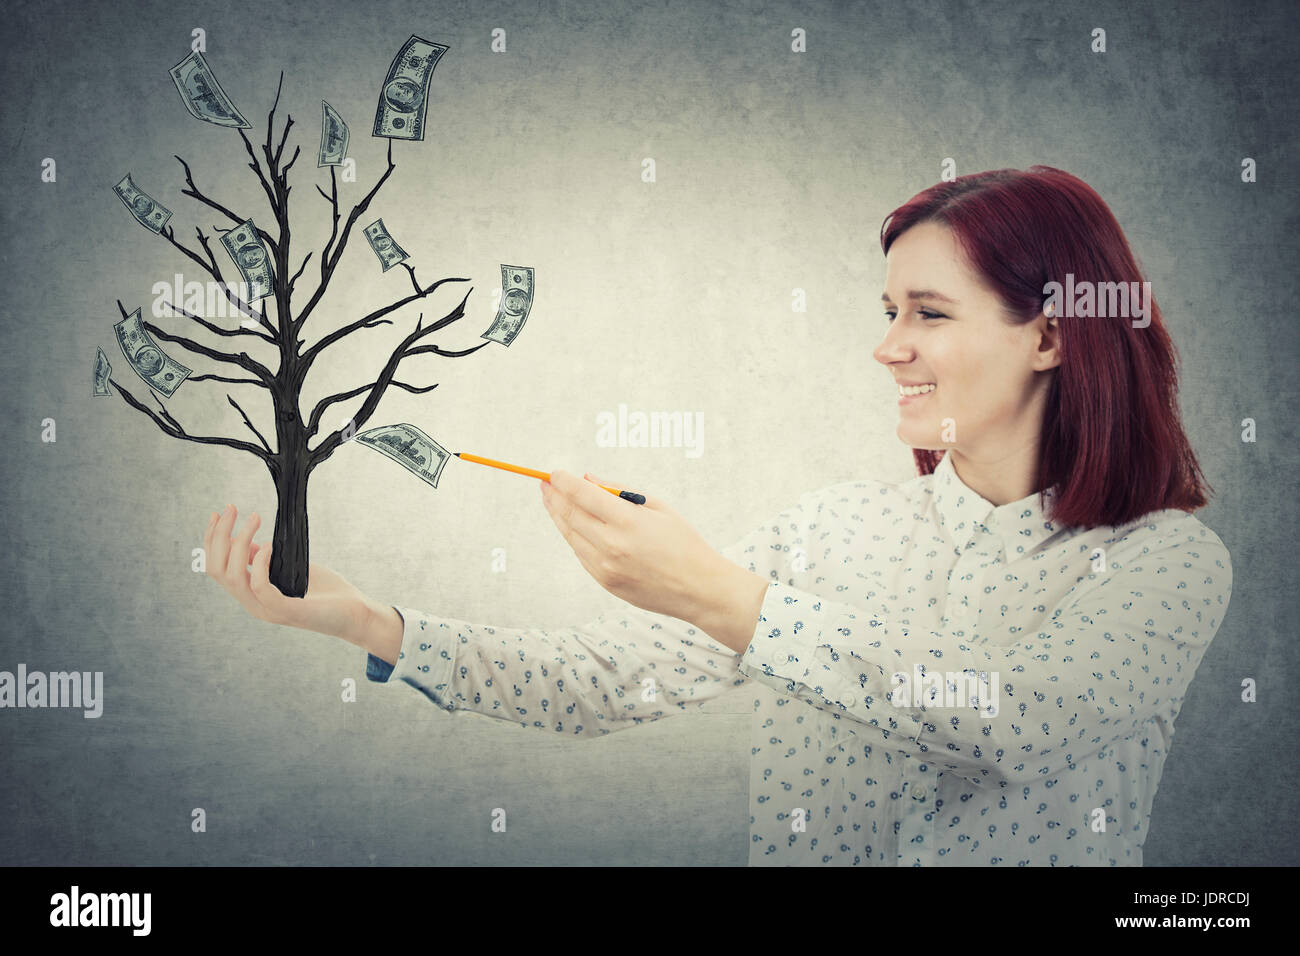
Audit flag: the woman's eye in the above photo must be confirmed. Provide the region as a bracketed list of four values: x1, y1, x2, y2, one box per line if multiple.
[884, 310, 945, 323]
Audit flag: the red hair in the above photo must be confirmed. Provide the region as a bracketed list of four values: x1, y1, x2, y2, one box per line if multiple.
[879, 165, 1212, 530]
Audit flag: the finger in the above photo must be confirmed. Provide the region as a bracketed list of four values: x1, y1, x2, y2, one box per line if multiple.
[228, 512, 260, 584]
[543, 473, 611, 547]
[222, 514, 266, 619]
[247, 541, 261, 563]
[562, 523, 610, 584]
[247, 540, 289, 623]
[550, 467, 624, 525]
[204, 511, 219, 556]
[543, 493, 609, 582]
[209, 504, 237, 578]
[541, 478, 605, 556]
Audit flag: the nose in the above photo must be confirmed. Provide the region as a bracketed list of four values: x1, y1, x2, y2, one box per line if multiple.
[872, 318, 913, 368]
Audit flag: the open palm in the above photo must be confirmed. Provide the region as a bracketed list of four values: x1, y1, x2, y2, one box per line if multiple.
[204, 506, 371, 645]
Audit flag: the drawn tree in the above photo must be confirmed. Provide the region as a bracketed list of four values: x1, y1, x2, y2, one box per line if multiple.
[109, 73, 489, 597]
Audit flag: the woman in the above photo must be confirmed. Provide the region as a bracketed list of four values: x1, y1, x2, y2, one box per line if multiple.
[203, 166, 1232, 866]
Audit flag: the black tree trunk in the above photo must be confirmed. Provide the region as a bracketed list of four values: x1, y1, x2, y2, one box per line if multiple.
[269, 404, 310, 597]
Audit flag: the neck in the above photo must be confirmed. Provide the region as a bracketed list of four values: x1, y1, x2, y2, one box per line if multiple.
[947, 443, 1042, 507]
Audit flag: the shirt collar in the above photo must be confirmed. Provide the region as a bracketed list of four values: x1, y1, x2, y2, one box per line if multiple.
[931, 452, 1063, 559]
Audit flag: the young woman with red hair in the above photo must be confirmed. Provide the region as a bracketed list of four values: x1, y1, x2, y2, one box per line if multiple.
[205, 166, 1231, 866]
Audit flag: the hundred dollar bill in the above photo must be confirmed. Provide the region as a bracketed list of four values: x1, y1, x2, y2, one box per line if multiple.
[114, 173, 172, 234]
[363, 219, 409, 271]
[481, 265, 536, 347]
[220, 219, 273, 301]
[318, 100, 349, 166]
[93, 347, 112, 397]
[113, 308, 192, 397]
[372, 35, 449, 141]
[354, 423, 450, 489]
[169, 50, 252, 129]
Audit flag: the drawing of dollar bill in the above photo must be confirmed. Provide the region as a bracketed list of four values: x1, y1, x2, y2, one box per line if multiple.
[354, 423, 450, 489]
[372, 35, 449, 141]
[319, 100, 349, 166]
[113, 308, 192, 397]
[93, 347, 112, 397]
[169, 50, 252, 128]
[220, 219, 273, 301]
[114, 173, 172, 234]
[364, 219, 409, 271]
[481, 265, 535, 347]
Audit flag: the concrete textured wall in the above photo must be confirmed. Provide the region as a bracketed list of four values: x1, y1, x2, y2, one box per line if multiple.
[0, 0, 1294, 865]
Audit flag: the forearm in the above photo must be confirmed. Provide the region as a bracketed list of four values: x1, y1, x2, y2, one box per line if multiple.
[355, 555, 768, 672]
[690, 556, 770, 655]
[358, 596, 404, 665]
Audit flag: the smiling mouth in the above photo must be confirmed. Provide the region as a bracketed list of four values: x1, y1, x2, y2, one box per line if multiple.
[898, 383, 937, 397]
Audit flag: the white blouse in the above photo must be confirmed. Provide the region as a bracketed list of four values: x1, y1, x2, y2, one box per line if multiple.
[366, 451, 1232, 865]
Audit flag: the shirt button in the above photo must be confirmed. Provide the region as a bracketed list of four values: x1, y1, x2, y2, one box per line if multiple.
[785, 653, 796, 663]
[912, 788, 927, 801]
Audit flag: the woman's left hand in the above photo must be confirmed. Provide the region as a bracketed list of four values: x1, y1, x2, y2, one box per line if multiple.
[539, 469, 725, 625]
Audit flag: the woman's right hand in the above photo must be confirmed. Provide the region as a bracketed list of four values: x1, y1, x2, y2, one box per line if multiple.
[203, 504, 378, 649]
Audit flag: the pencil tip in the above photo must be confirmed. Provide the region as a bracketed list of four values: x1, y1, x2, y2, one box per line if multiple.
[453, 452, 460, 457]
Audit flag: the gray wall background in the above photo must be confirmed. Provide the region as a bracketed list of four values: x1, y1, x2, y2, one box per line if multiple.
[1, 0, 1295, 865]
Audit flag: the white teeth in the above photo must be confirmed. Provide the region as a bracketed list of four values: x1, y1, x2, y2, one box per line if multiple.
[898, 383, 936, 396]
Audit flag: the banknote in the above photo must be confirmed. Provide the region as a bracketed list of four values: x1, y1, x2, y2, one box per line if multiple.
[354, 423, 450, 489]
[169, 50, 252, 129]
[481, 265, 536, 347]
[220, 219, 273, 301]
[372, 35, 449, 141]
[113, 308, 192, 397]
[93, 347, 112, 397]
[363, 219, 409, 271]
[114, 173, 172, 234]
[318, 100, 349, 166]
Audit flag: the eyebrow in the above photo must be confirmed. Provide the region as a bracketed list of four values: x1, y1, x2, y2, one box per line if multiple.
[880, 289, 960, 305]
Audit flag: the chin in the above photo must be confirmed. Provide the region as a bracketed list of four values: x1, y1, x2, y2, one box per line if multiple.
[896, 425, 946, 451]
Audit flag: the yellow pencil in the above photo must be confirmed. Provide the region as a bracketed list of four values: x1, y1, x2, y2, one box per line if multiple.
[454, 451, 646, 505]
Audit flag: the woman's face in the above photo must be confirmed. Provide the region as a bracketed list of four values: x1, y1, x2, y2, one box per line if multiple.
[873, 220, 1059, 461]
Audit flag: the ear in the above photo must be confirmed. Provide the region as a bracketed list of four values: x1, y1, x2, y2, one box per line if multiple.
[1032, 309, 1062, 372]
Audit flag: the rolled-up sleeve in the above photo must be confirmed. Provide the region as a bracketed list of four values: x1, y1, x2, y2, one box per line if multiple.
[736, 523, 1233, 787]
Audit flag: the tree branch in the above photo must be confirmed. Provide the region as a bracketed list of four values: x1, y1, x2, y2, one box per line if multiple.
[280, 144, 301, 180]
[308, 287, 476, 469]
[117, 299, 276, 387]
[405, 341, 494, 359]
[298, 273, 471, 372]
[157, 221, 278, 339]
[227, 394, 274, 455]
[287, 251, 312, 296]
[158, 298, 275, 343]
[191, 225, 278, 337]
[173, 155, 279, 255]
[188, 373, 264, 386]
[106, 376, 272, 464]
[294, 137, 396, 335]
[237, 127, 281, 224]
[306, 380, 439, 438]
